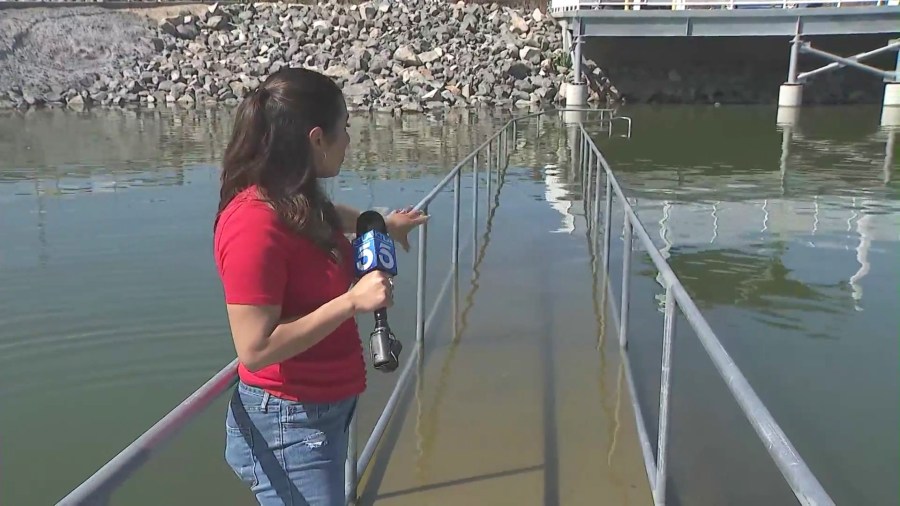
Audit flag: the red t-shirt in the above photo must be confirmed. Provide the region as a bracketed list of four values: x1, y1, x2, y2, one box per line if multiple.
[213, 186, 366, 403]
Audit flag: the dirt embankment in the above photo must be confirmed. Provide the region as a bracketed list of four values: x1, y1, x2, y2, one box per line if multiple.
[0, 4, 210, 100]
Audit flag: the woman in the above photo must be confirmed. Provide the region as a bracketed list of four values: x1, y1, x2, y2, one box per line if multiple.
[213, 67, 428, 505]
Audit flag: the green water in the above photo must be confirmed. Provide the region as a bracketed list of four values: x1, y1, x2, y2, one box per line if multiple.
[0, 105, 896, 506]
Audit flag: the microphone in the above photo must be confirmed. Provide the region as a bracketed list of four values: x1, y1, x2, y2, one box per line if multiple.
[353, 211, 402, 373]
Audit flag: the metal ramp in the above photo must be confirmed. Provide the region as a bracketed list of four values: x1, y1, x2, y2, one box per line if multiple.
[352, 138, 652, 503]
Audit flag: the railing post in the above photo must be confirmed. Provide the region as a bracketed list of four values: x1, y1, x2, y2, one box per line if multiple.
[486, 145, 492, 210]
[472, 154, 479, 267]
[655, 285, 676, 505]
[452, 172, 461, 265]
[345, 415, 358, 505]
[586, 147, 594, 209]
[416, 205, 428, 347]
[603, 177, 612, 276]
[593, 156, 602, 243]
[619, 218, 633, 349]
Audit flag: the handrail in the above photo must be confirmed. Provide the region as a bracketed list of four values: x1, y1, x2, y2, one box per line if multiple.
[56, 107, 615, 506]
[574, 122, 835, 506]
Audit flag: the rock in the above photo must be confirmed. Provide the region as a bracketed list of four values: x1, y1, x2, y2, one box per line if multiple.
[393, 46, 421, 67]
[418, 49, 442, 65]
[1, 0, 606, 113]
[519, 46, 541, 64]
[509, 11, 529, 34]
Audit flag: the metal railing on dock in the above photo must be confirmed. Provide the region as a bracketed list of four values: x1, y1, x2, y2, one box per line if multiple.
[573, 121, 835, 506]
[57, 108, 831, 506]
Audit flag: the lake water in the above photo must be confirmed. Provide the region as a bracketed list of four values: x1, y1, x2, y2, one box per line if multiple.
[0, 104, 896, 506]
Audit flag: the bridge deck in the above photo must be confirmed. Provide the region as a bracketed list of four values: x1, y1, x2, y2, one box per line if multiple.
[553, 5, 900, 37]
[355, 167, 652, 505]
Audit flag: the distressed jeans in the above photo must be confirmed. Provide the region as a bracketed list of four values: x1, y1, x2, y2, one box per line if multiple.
[225, 381, 358, 506]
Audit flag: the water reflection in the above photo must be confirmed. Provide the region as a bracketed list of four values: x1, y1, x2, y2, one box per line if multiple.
[0, 106, 513, 193]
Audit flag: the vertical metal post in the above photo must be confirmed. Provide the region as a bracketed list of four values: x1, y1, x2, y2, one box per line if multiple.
[501, 129, 507, 167]
[496, 132, 502, 168]
[452, 172, 461, 265]
[593, 157, 602, 236]
[486, 141, 492, 210]
[345, 415, 358, 505]
[416, 205, 428, 347]
[573, 20, 583, 85]
[619, 218, 633, 348]
[512, 120, 517, 150]
[602, 177, 612, 276]
[472, 154, 479, 267]
[787, 29, 801, 84]
[655, 285, 677, 506]
[586, 147, 594, 211]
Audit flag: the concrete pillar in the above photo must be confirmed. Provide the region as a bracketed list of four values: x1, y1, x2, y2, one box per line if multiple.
[778, 30, 804, 114]
[563, 108, 586, 125]
[566, 84, 588, 107]
[882, 83, 900, 128]
[778, 84, 803, 107]
[776, 102, 800, 126]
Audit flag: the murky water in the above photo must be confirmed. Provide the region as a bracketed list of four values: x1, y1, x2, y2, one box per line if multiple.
[0, 105, 896, 506]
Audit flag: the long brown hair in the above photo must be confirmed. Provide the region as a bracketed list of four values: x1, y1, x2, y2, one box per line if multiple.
[217, 67, 345, 253]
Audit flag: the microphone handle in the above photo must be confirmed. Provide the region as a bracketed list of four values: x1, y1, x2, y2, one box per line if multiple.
[373, 307, 389, 330]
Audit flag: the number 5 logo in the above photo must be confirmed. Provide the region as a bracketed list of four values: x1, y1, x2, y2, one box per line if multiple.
[356, 248, 374, 272]
[378, 243, 395, 270]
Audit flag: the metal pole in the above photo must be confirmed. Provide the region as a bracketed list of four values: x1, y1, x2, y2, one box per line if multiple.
[787, 31, 801, 84]
[655, 286, 677, 505]
[619, 219, 632, 349]
[797, 40, 900, 82]
[56, 358, 241, 505]
[586, 146, 594, 211]
[800, 43, 898, 81]
[486, 142, 492, 211]
[345, 415, 358, 505]
[416, 206, 428, 347]
[603, 177, 612, 277]
[593, 156, 602, 237]
[452, 172, 460, 265]
[472, 154, 478, 267]
[573, 20, 583, 85]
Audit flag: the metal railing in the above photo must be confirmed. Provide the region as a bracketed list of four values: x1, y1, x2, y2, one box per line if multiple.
[57, 108, 832, 506]
[55, 108, 613, 506]
[573, 122, 835, 506]
[550, 0, 899, 12]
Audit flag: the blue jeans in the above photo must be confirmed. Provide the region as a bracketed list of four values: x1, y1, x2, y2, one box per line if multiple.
[224, 381, 358, 506]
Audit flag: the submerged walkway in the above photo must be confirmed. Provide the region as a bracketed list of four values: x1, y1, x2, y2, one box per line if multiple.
[356, 160, 652, 505]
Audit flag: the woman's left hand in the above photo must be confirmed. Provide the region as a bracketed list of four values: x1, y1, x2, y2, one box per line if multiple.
[386, 206, 430, 252]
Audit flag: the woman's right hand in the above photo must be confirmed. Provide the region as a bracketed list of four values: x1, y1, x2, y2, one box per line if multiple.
[347, 271, 394, 313]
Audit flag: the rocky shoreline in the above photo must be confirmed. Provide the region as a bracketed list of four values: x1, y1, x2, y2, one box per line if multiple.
[0, 1, 615, 112]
